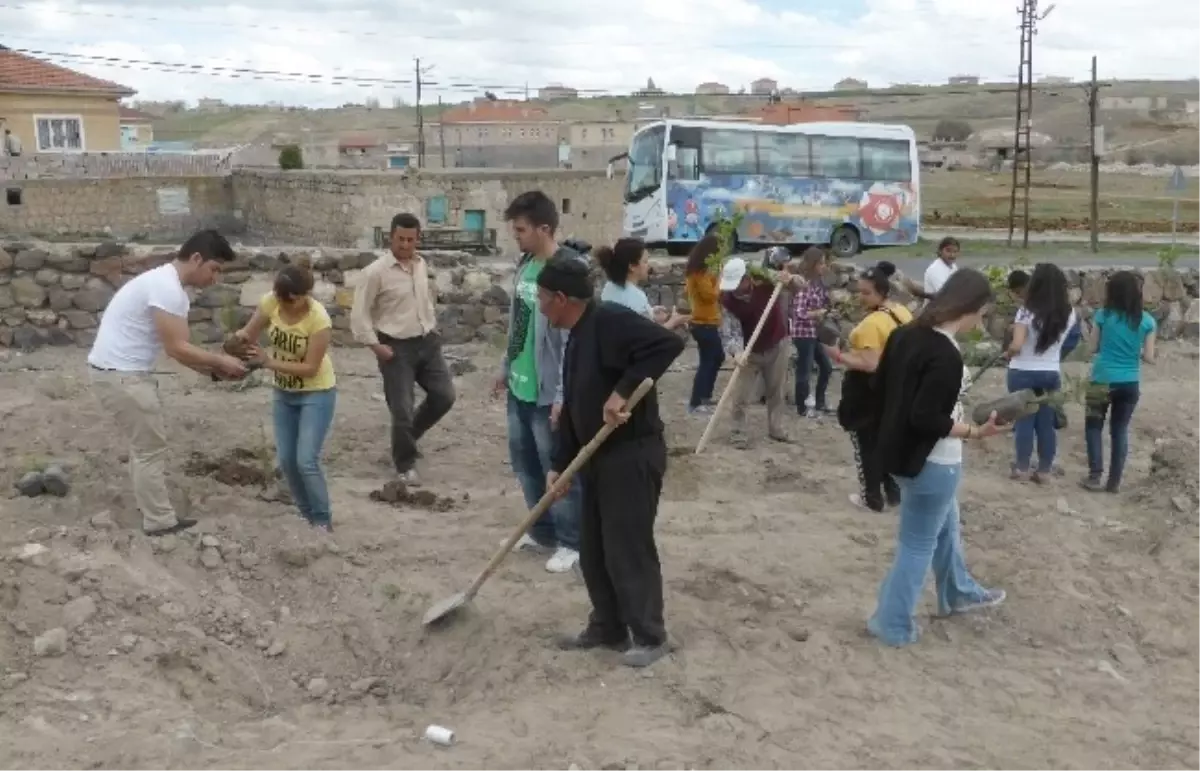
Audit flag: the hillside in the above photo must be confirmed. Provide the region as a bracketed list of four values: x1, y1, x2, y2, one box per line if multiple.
[150, 79, 1199, 162]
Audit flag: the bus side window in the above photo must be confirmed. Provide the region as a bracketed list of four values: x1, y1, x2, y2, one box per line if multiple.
[670, 127, 702, 181]
[861, 139, 912, 182]
[811, 136, 861, 179]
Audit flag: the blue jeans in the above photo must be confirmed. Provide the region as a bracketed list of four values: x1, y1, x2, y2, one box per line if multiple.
[1007, 368, 1062, 473]
[793, 337, 832, 411]
[506, 394, 581, 550]
[1085, 382, 1140, 490]
[689, 324, 725, 409]
[273, 388, 337, 527]
[1060, 322, 1082, 360]
[869, 461, 990, 646]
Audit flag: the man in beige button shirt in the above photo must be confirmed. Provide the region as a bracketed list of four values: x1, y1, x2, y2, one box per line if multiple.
[351, 212, 456, 483]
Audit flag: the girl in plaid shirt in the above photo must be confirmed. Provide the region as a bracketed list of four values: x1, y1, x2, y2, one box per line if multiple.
[790, 247, 833, 417]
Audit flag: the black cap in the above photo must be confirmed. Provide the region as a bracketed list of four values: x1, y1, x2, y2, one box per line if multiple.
[536, 256, 594, 300]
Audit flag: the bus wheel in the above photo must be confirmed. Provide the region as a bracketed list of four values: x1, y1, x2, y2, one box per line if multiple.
[829, 226, 861, 259]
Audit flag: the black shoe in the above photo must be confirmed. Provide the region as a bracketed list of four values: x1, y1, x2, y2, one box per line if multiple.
[557, 629, 630, 652]
[144, 518, 197, 537]
[623, 642, 669, 668]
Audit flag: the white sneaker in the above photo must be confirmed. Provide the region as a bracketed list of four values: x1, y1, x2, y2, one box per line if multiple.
[509, 534, 552, 554]
[545, 547, 580, 573]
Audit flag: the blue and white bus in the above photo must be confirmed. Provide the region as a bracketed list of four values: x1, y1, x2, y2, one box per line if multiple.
[612, 119, 920, 258]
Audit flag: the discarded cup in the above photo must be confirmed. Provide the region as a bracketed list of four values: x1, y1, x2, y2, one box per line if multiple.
[424, 724, 455, 746]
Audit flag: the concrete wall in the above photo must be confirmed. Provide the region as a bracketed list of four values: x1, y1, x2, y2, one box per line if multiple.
[1, 152, 233, 180]
[0, 176, 238, 241]
[0, 92, 123, 152]
[3, 240, 1198, 352]
[232, 168, 625, 253]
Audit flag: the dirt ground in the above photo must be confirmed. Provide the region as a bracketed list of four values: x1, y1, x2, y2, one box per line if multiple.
[0, 340, 1197, 770]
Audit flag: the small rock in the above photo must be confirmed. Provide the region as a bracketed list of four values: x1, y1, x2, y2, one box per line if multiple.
[254, 638, 270, 650]
[1109, 643, 1146, 671]
[33, 627, 68, 657]
[152, 535, 179, 554]
[118, 634, 138, 653]
[199, 548, 223, 569]
[306, 677, 330, 698]
[265, 640, 287, 657]
[15, 471, 44, 497]
[62, 596, 97, 630]
[1171, 495, 1193, 513]
[14, 543, 49, 563]
[238, 552, 260, 569]
[26, 527, 51, 543]
[276, 543, 318, 568]
[200, 535, 221, 549]
[781, 622, 810, 642]
[40, 466, 69, 497]
[158, 602, 186, 620]
[89, 511, 115, 530]
[1095, 659, 1128, 682]
[3, 672, 29, 687]
[1055, 497, 1075, 515]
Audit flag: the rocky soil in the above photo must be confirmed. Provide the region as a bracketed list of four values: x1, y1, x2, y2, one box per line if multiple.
[0, 341, 1196, 769]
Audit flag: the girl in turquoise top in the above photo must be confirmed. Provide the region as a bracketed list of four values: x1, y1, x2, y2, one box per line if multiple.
[1082, 271, 1157, 493]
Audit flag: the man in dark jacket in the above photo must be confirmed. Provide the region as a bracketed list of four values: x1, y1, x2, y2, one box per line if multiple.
[536, 256, 685, 668]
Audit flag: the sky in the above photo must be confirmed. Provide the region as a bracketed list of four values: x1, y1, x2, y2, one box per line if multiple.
[1, 0, 1198, 108]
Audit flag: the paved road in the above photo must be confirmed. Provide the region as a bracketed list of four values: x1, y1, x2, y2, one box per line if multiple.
[922, 228, 1200, 247]
[877, 251, 1200, 277]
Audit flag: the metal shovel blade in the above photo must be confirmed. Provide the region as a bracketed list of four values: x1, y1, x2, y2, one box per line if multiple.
[422, 591, 469, 627]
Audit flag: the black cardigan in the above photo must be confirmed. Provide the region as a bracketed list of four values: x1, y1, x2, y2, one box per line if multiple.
[871, 324, 966, 478]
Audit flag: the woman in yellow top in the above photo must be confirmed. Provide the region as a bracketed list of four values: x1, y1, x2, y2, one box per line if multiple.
[235, 265, 338, 531]
[684, 234, 724, 416]
[825, 261, 914, 512]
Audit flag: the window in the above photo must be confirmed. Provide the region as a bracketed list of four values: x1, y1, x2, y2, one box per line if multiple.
[519, 128, 526, 138]
[426, 195, 448, 224]
[625, 124, 666, 202]
[810, 135, 861, 178]
[35, 116, 83, 152]
[756, 132, 811, 176]
[561, 197, 571, 214]
[6, 188, 21, 206]
[860, 139, 912, 182]
[699, 128, 756, 175]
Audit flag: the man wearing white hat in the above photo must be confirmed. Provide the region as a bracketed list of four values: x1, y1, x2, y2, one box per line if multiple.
[718, 256, 792, 447]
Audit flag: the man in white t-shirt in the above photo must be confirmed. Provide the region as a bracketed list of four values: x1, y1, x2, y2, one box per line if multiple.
[88, 229, 248, 535]
[904, 236, 960, 301]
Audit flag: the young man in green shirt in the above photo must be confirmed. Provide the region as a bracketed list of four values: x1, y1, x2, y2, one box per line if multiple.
[492, 191, 586, 573]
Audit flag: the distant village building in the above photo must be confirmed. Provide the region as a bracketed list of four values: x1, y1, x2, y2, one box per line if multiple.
[834, 78, 868, 91]
[748, 101, 863, 125]
[695, 81, 731, 95]
[750, 77, 779, 95]
[538, 83, 578, 101]
[1038, 75, 1073, 84]
[633, 78, 666, 97]
[195, 98, 228, 112]
[947, 75, 979, 86]
[425, 98, 562, 168]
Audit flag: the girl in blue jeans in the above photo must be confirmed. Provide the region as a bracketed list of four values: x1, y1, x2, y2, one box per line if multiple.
[1005, 263, 1076, 482]
[868, 269, 1006, 646]
[1082, 271, 1157, 493]
[237, 265, 338, 531]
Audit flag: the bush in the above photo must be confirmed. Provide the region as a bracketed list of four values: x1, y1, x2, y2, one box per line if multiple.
[933, 119, 973, 142]
[278, 144, 304, 170]
[1124, 149, 1145, 165]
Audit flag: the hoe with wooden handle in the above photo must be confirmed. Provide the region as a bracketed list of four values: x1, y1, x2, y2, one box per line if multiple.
[423, 377, 657, 628]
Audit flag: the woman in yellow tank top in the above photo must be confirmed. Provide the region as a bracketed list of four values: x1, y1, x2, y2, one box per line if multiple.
[683, 234, 724, 415]
[235, 265, 338, 531]
[825, 261, 913, 512]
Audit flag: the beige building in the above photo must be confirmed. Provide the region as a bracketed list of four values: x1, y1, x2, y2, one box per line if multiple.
[0, 46, 135, 153]
[538, 83, 578, 101]
[695, 81, 730, 95]
[750, 77, 779, 95]
[834, 77, 868, 91]
[118, 105, 155, 149]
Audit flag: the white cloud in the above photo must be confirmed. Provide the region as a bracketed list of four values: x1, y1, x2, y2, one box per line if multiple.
[0, 0, 1196, 108]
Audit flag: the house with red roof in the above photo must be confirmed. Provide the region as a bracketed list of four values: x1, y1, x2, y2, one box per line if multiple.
[0, 44, 135, 153]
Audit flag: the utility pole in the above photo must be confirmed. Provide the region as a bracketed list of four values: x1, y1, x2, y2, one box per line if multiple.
[414, 57, 424, 168]
[1007, 0, 1054, 248]
[1086, 55, 1101, 253]
[438, 96, 446, 168]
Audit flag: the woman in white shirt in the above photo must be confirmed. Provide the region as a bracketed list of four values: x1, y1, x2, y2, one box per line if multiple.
[596, 237, 689, 329]
[1005, 262, 1076, 482]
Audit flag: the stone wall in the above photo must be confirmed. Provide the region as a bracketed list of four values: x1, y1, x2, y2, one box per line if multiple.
[231, 168, 625, 253]
[0, 152, 233, 180]
[0, 177, 239, 243]
[2, 240, 1198, 352]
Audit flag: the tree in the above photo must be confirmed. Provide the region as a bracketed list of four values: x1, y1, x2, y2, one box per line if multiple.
[933, 119, 973, 142]
[278, 144, 303, 170]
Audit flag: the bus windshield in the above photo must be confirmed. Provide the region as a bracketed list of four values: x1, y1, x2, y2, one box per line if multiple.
[625, 124, 665, 203]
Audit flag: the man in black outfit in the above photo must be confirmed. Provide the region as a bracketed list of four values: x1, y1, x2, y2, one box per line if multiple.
[536, 256, 685, 668]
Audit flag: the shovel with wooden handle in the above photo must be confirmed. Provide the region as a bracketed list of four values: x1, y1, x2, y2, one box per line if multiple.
[695, 282, 784, 455]
[423, 377, 657, 628]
